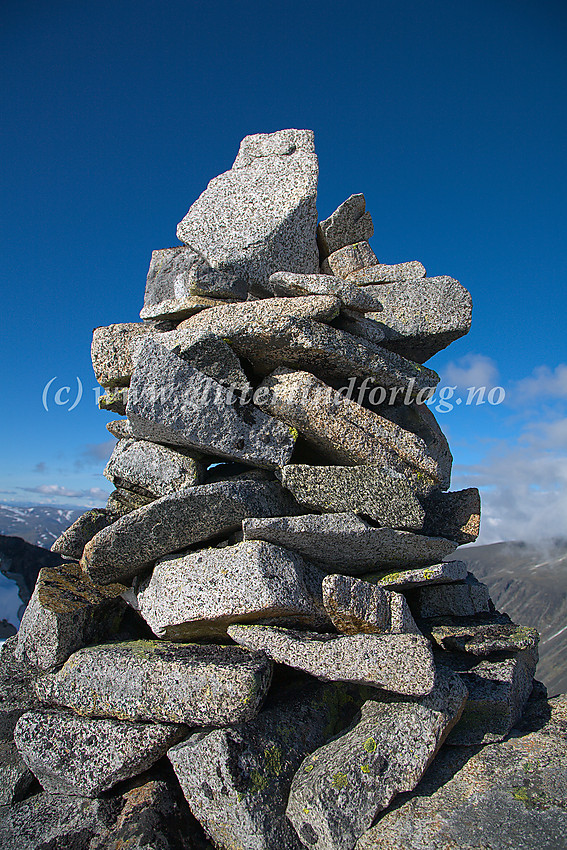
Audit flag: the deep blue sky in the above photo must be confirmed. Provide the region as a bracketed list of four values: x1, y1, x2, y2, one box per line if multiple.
[1, 0, 566, 543]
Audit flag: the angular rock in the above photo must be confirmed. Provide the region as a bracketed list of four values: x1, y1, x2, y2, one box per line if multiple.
[408, 573, 492, 619]
[169, 680, 365, 850]
[35, 559, 126, 613]
[439, 647, 539, 745]
[35, 640, 273, 726]
[106, 418, 134, 438]
[255, 370, 444, 487]
[92, 323, 155, 388]
[317, 194, 374, 258]
[135, 540, 330, 640]
[322, 574, 419, 635]
[422, 487, 481, 544]
[321, 241, 378, 277]
[361, 559, 468, 589]
[0, 639, 37, 805]
[243, 513, 457, 574]
[228, 625, 435, 696]
[106, 486, 154, 516]
[279, 463, 425, 529]
[356, 695, 567, 850]
[177, 129, 319, 293]
[51, 508, 116, 559]
[345, 260, 426, 285]
[286, 670, 468, 850]
[428, 620, 540, 656]
[126, 338, 295, 468]
[164, 331, 253, 393]
[14, 708, 185, 797]
[141, 293, 221, 321]
[0, 740, 34, 805]
[99, 386, 128, 414]
[15, 566, 126, 670]
[266, 271, 382, 312]
[349, 276, 473, 362]
[104, 438, 207, 498]
[82, 478, 301, 585]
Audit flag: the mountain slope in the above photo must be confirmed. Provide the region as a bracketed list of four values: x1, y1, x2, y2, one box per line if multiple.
[0, 504, 83, 548]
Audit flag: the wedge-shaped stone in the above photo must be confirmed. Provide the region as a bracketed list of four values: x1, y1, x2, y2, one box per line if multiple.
[177, 129, 319, 293]
[142, 246, 248, 319]
[321, 241, 378, 277]
[345, 260, 426, 285]
[361, 559, 468, 589]
[82, 479, 300, 585]
[317, 194, 374, 258]
[15, 566, 125, 670]
[228, 625, 435, 696]
[91, 323, 155, 388]
[439, 647, 538, 745]
[51, 508, 116, 559]
[279, 464, 425, 529]
[140, 292, 221, 321]
[428, 620, 540, 656]
[286, 670, 467, 850]
[356, 694, 567, 850]
[35, 640, 273, 726]
[126, 338, 295, 468]
[169, 680, 365, 850]
[422, 487, 481, 544]
[243, 513, 457, 574]
[159, 331, 252, 393]
[106, 485, 154, 516]
[106, 418, 134, 438]
[98, 385, 128, 414]
[255, 370, 444, 486]
[345, 276, 473, 362]
[227, 318, 439, 396]
[408, 573, 491, 619]
[136, 541, 330, 640]
[14, 709, 185, 797]
[322, 574, 419, 635]
[104, 438, 207, 498]
[267, 271, 381, 312]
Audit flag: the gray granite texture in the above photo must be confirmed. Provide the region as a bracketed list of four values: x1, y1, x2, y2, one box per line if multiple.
[176, 129, 319, 293]
[104, 438, 207, 498]
[286, 669, 468, 850]
[266, 271, 382, 312]
[126, 338, 295, 468]
[427, 620, 540, 656]
[51, 508, 116, 559]
[135, 540, 330, 639]
[106, 485, 154, 516]
[322, 574, 420, 635]
[140, 291, 220, 321]
[35, 640, 273, 726]
[361, 559, 468, 590]
[321, 241, 378, 277]
[345, 260, 426, 285]
[228, 625, 435, 696]
[14, 708, 185, 797]
[82, 478, 301, 585]
[422, 487, 481, 544]
[91, 322, 155, 387]
[317, 194, 374, 258]
[243, 513, 457, 573]
[106, 418, 134, 438]
[408, 573, 492, 619]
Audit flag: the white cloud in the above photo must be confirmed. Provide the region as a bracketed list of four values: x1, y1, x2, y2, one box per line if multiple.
[510, 364, 567, 404]
[22, 484, 110, 501]
[441, 354, 500, 391]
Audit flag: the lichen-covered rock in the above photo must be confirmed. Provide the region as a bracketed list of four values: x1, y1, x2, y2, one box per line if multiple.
[106, 485, 154, 516]
[317, 194, 374, 258]
[82, 479, 301, 585]
[228, 625, 435, 696]
[126, 338, 296, 468]
[427, 620, 540, 656]
[361, 560, 468, 589]
[321, 241, 378, 276]
[104, 438, 207, 498]
[51, 509, 117, 559]
[279, 463, 426, 529]
[243, 513, 457, 573]
[177, 129, 319, 293]
[266, 271, 382, 312]
[286, 669, 468, 850]
[407, 573, 492, 619]
[35, 640, 273, 726]
[135, 540, 330, 640]
[169, 679, 366, 850]
[355, 694, 567, 850]
[35, 560, 126, 613]
[322, 574, 420, 635]
[345, 260, 426, 285]
[98, 386, 128, 414]
[14, 709, 186, 797]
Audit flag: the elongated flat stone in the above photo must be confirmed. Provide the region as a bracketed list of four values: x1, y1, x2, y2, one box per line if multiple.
[427, 620, 540, 656]
[287, 670, 467, 850]
[14, 709, 185, 797]
[321, 241, 378, 277]
[345, 260, 426, 285]
[317, 194, 374, 258]
[140, 292, 221, 321]
[228, 625, 435, 696]
[98, 386, 128, 414]
[255, 370, 443, 486]
[169, 680, 365, 850]
[408, 573, 491, 619]
[91, 323, 155, 388]
[35, 640, 273, 725]
[322, 574, 419, 635]
[106, 418, 134, 439]
[422, 487, 481, 544]
[126, 338, 295, 468]
[279, 464, 425, 529]
[136, 541, 329, 640]
[266, 271, 382, 312]
[106, 485, 154, 516]
[361, 559, 468, 589]
[243, 513, 457, 573]
[51, 509, 116, 559]
[82, 479, 301, 585]
[177, 129, 319, 292]
[104, 438, 207, 498]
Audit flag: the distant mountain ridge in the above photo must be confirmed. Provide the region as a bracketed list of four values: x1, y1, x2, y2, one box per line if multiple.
[0, 503, 84, 548]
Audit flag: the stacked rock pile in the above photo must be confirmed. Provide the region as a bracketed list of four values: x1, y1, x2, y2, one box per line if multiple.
[1, 129, 561, 850]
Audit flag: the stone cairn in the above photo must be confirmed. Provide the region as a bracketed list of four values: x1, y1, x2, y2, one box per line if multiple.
[2, 129, 562, 850]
